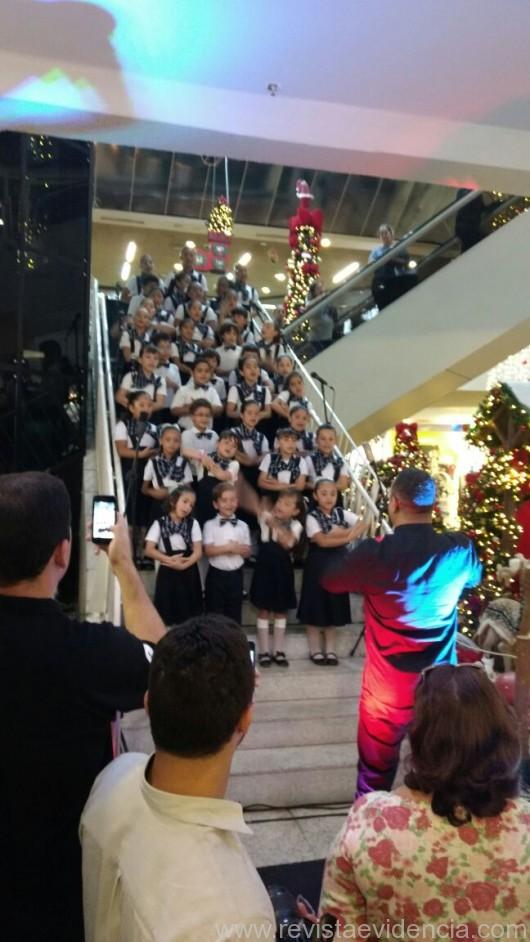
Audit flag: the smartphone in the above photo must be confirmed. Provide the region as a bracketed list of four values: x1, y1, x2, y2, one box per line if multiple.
[248, 640, 256, 667]
[92, 495, 117, 544]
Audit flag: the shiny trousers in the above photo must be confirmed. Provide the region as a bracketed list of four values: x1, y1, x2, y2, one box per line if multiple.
[355, 681, 417, 797]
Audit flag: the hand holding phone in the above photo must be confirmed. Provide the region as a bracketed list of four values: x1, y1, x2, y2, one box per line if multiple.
[92, 496, 117, 545]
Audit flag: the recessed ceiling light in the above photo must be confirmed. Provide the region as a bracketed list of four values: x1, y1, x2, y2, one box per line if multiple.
[408, 259, 418, 269]
[321, 237, 332, 248]
[173, 262, 183, 272]
[125, 241, 137, 263]
[185, 240, 196, 249]
[274, 272, 286, 282]
[261, 286, 271, 295]
[226, 272, 235, 281]
[332, 261, 360, 284]
[237, 252, 252, 266]
[120, 261, 131, 281]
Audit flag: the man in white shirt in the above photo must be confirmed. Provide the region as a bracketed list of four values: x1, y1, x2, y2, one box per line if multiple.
[180, 244, 208, 293]
[80, 616, 275, 942]
[128, 274, 163, 318]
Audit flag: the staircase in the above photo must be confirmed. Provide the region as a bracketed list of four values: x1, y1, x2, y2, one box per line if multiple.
[121, 569, 366, 807]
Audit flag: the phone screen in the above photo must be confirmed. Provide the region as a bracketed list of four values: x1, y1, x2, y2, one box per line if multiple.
[92, 497, 116, 543]
[248, 640, 255, 666]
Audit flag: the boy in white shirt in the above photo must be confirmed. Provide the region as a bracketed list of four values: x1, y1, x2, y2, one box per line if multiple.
[180, 400, 219, 480]
[203, 483, 251, 624]
[171, 358, 222, 430]
[116, 344, 167, 416]
[305, 423, 352, 494]
[216, 322, 242, 375]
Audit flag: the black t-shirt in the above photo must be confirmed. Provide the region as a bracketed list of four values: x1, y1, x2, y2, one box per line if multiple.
[0, 595, 153, 942]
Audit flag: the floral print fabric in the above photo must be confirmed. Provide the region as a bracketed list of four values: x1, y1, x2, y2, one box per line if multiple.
[320, 790, 530, 939]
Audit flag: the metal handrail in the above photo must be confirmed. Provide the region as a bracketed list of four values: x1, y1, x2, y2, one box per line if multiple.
[282, 188, 483, 339]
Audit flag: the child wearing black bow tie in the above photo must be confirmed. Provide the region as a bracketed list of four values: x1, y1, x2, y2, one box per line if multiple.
[215, 322, 242, 375]
[195, 429, 240, 526]
[234, 399, 270, 490]
[180, 400, 219, 482]
[203, 482, 251, 623]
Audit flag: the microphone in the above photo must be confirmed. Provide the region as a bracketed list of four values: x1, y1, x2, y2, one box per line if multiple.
[134, 410, 149, 442]
[311, 371, 335, 390]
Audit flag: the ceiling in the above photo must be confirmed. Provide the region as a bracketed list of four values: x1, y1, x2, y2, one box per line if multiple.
[94, 145, 456, 239]
[2, 0, 530, 192]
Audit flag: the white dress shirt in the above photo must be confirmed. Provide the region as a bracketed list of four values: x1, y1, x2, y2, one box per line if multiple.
[119, 330, 151, 361]
[227, 385, 272, 410]
[305, 454, 351, 484]
[156, 362, 181, 407]
[197, 458, 239, 484]
[81, 753, 275, 942]
[305, 508, 357, 538]
[175, 301, 216, 324]
[216, 344, 242, 373]
[181, 426, 219, 477]
[258, 452, 309, 483]
[143, 456, 193, 488]
[171, 381, 222, 430]
[114, 421, 157, 450]
[145, 518, 201, 551]
[203, 516, 251, 570]
[227, 367, 270, 387]
[120, 371, 167, 402]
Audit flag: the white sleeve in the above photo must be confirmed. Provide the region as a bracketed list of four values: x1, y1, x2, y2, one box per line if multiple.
[127, 296, 141, 317]
[119, 331, 131, 350]
[264, 387, 272, 406]
[171, 387, 188, 409]
[175, 304, 185, 321]
[183, 462, 193, 483]
[113, 421, 127, 442]
[169, 343, 179, 359]
[209, 387, 222, 408]
[202, 520, 215, 545]
[277, 390, 289, 404]
[306, 515, 321, 538]
[205, 308, 217, 324]
[339, 461, 352, 479]
[143, 459, 154, 483]
[191, 520, 202, 542]
[227, 370, 238, 387]
[239, 521, 251, 545]
[227, 386, 239, 405]
[259, 454, 271, 474]
[291, 520, 303, 542]
[119, 373, 133, 391]
[163, 297, 175, 313]
[343, 510, 359, 526]
[126, 275, 139, 294]
[156, 377, 167, 398]
[228, 461, 239, 482]
[305, 457, 316, 481]
[299, 456, 309, 476]
[145, 520, 161, 544]
[259, 434, 270, 455]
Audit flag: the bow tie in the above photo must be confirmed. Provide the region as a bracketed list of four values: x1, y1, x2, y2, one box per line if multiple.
[223, 345, 236, 351]
[195, 383, 209, 390]
[196, 431, 212, 440]
[220, 517, 238, 526]
[159, 362, 169, 369]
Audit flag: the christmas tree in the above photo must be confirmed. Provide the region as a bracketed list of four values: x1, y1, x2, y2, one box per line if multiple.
[459, 383, 530, 633]
[283, 179, 323, 334]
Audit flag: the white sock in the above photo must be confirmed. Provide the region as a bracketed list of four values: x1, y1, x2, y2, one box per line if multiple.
[257, 618, 270, 655]
[273, 617, 287, 652]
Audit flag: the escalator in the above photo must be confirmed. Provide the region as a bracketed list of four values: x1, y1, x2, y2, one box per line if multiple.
[283, 191, 530, 442]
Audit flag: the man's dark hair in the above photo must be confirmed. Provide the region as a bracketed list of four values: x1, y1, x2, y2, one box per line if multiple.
[0, 472, 71, 586]
[148, 616, 254, 757]
[141, 273, 160, 289]
[392, 468, 436, 512]
[405, 664, 520, 825]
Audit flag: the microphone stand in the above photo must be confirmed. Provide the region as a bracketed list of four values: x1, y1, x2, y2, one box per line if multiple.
[124, 416, 147, 565]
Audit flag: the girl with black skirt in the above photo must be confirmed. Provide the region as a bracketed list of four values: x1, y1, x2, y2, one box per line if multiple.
[298, 478, 361, 666]
[250, 487, 304, 669]
[144, 485, 202, 626]
[141, 424, 193, 524]
[114, 390, 159, 566]
[195, 429, 240, 525]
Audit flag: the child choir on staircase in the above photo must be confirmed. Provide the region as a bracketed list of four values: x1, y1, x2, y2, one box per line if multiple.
[112, 267, 361, 664]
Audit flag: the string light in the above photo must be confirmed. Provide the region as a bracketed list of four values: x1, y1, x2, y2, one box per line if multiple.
[284, 223, 321, 333]
[207, 196, 233, 238]
[458, 383, 530, 634]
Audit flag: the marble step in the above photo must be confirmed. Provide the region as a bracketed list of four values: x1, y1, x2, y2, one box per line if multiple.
[229, 741, 359, 806]
[244, 626, 365, 659]
[252, 655, 363, 703]
[242, 704, 358, 750]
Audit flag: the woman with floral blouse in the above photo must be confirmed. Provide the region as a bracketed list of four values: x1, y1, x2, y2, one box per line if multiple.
[320, 664, 530, 938]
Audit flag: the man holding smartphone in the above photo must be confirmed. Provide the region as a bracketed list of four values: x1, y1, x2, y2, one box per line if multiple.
[0, 471, 165, 942]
